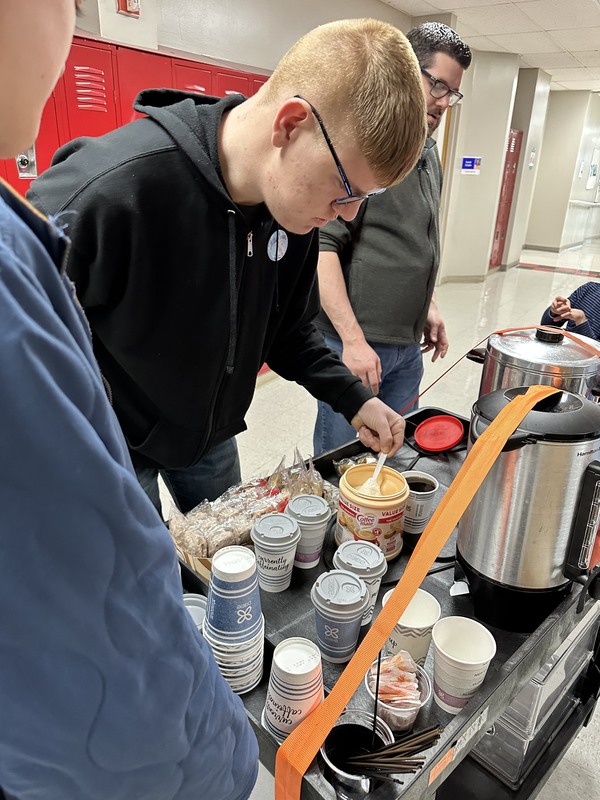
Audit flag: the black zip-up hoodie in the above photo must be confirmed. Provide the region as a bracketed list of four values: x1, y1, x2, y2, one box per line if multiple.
[29, 90, 372, 469]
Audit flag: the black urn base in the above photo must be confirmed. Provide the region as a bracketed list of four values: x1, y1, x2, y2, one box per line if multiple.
[456, 550, 573, 633]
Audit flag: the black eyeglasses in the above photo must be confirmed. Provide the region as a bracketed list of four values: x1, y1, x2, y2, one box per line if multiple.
[295, 95, 386, 206]
[420, 69, 463, 107]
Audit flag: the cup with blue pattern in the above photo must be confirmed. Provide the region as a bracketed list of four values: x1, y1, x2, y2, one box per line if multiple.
[310, 569, 369, 663]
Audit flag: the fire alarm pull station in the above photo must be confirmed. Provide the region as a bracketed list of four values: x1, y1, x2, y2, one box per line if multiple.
[116, 0, 140, 18]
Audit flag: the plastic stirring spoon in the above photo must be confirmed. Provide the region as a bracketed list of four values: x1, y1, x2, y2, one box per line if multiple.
[357, 451, 387, 494]
[372, 451, 387, 482]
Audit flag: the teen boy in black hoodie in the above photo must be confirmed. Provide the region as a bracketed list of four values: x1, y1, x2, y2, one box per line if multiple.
[29, 18, 427, 513]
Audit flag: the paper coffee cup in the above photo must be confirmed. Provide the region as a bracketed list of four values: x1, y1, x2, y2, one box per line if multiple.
[262, 637, 324, 741]
[251, 513, 301, 593]
[310, 570, 369, 663]
[401, 470, 439, 546]
[382, 587, 441, 665]
[285, 495, 331, 569]
[205, 548, 262, 640]
[431, 616, 496, 714]
[333, 540, 387, 626]
[183, 593, 207, 631]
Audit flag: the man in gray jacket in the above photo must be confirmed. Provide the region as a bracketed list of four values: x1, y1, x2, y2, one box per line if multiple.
[313, 23, 471, 455]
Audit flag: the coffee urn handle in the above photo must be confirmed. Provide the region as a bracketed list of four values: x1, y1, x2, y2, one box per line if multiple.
[564, 460, 600, 581]
[466, 347, 486, 364]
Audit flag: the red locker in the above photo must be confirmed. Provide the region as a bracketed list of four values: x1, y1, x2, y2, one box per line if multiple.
[116, 47, 173, 125]
[250, 76, 268, 96]
[2, 93, 62, 196]
[489, 129, 523, 269]
[214, 70, 249, 98]
[61, 42, 118, 140]
[172, 62, 213, 96]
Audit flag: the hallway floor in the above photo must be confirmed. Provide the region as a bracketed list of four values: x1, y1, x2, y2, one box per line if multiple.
[235, 241, 600, 800]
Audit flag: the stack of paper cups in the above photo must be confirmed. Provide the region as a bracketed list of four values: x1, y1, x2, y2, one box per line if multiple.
[431, 616, 496, 714]
[262, 637, 324, 743]
[332, 540, 387, 625]
[202, 546, 265, 694]
[285, 494, 332, 569]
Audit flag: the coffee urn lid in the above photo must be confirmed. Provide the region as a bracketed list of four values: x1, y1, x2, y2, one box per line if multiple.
[487, 328, 600, 372]
[474, 387, 600, 442]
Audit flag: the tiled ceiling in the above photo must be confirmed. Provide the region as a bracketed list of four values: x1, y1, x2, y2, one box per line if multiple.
[380, 0, 600, 91]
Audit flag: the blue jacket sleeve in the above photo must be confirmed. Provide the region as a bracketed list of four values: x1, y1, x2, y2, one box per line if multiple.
[0, 200, 258, 800]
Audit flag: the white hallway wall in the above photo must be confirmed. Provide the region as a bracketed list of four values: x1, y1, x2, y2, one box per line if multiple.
[78, 2, 594, 274]
[77, 0, 414, 67]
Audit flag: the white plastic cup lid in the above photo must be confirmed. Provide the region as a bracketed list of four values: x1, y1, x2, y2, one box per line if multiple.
[211, 546, 256, 582]
[285, 494, 331, 524]
[333, 540, 387, 577]
[310, 569, 369, 617]
[251, 513, 301, 547]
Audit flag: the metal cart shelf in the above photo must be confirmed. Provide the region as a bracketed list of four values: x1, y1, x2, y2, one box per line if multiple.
[181, 408, 600, 799]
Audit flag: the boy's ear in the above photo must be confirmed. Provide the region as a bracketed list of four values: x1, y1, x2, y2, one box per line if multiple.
[271, 97, 311, 148]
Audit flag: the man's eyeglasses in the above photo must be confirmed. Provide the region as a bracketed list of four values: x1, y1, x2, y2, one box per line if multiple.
[295, 95, 386, 206]
[420, 69, 463, 107]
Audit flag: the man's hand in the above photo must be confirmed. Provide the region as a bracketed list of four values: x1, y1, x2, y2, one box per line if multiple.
[421, 300, 449, 362]
[350, 397, 405, 456]
[342, 340, 382, 394]
[550, 295, 587, 326]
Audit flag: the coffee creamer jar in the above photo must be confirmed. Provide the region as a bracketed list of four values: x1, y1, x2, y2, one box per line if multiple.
[336, 464, 409, 560]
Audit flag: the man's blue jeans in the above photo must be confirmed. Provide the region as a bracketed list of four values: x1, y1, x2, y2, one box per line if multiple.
[135, 437, 241, 514]
[313, 333, 423, 456]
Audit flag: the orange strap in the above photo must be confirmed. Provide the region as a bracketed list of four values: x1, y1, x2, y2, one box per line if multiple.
[275, 384, 559, 800]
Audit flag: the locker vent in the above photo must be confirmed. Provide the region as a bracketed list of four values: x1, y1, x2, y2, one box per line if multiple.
[72, 65, 109, 113]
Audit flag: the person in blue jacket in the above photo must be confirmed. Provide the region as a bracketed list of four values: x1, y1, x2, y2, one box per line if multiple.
[0, 2, 258, 799]
[28, 19, 427, 515]
[540, 283, 600, 342]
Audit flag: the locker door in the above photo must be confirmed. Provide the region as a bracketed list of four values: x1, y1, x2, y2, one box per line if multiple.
[250, 76, 268, 96]
[214, 70, 249, 98]
[61, 42, 118, 140]
[116, 47, 173, 125]
[172, 62, 213, 96]
[3, 93, 61, 196]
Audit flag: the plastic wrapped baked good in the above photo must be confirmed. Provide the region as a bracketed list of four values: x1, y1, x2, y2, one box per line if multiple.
[169, 451, 326, 559]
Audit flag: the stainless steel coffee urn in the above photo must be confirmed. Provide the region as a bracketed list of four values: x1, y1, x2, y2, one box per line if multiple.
[456, 387, 600, 632]
[467, 327, 600, 401]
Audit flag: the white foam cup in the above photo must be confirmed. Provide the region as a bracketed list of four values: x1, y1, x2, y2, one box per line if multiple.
[382, 587, 441, 665]
[431, 616, 496, 714]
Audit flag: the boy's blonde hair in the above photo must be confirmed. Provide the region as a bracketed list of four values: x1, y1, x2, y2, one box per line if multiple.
[264, 18, 427, 187]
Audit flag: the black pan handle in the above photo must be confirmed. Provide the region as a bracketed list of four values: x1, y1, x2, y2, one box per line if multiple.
[576, 563, 600, 614]
[565, 460, 600, 581]
[466, 347, 486, 364]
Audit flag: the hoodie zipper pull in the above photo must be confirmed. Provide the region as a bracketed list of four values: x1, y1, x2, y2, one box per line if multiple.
[247, 231, 253, 257]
